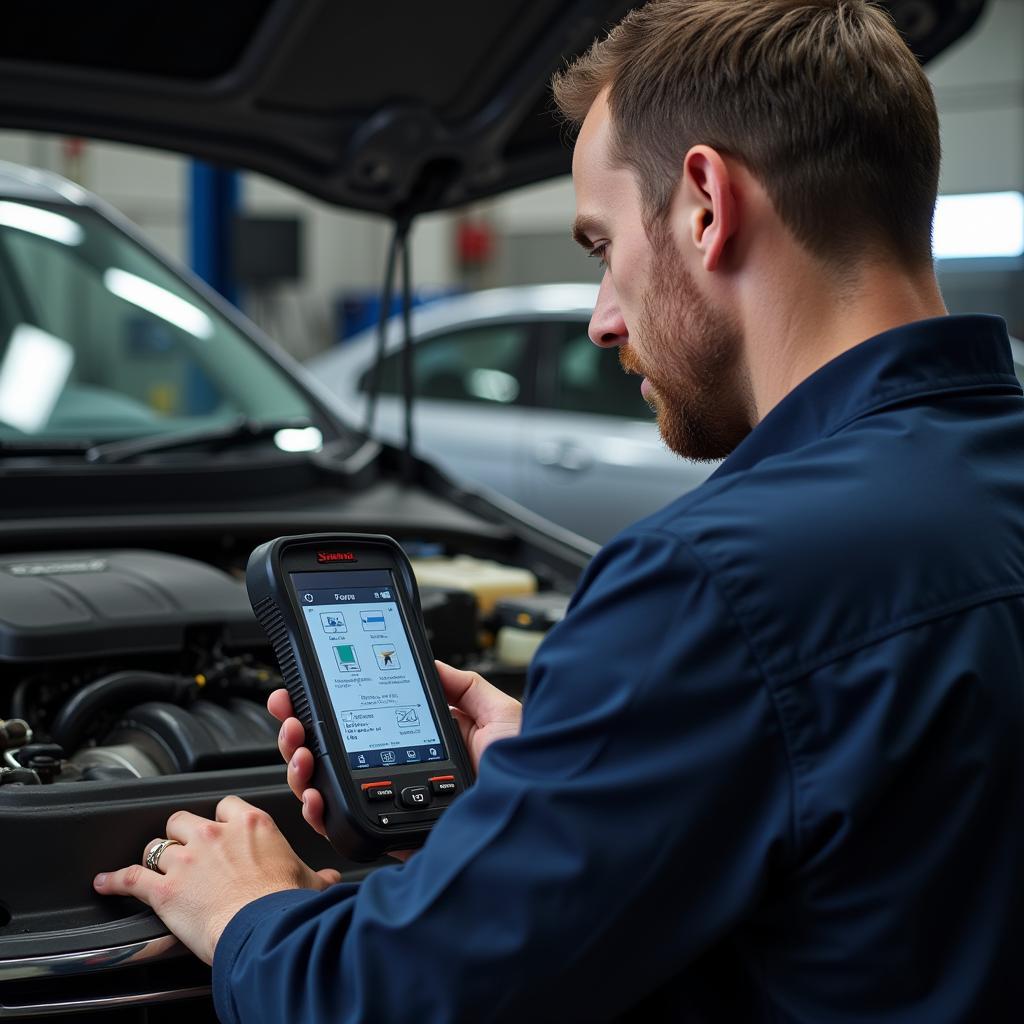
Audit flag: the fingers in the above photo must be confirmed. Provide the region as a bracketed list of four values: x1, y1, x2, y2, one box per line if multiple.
[165, 810, 220, 844]
[214, 795, 273, 826]
[435, 660, 521, 725]
[277, 716, 316, 802]
[141, 836, 186, 873]
[267, 695, 326, 838]
[434, 660, 483, 708]
[269, 692, 314, 787]
[94, 862, 161, 904]
[277, 716, 306, 764]
[266, 688, 294, 722]
[287, 745, 315, 802]
[214, 795, 248, 821]
[449, 706, 476, 751]
[315, 867, 341, 885]
[300, 787, 328, 838]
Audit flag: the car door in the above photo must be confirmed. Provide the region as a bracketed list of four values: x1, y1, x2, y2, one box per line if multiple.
[523, 321, 715, 543]
[368, 320, 539, 498]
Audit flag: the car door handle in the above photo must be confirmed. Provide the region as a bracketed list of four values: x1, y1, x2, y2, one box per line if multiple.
[533, 440, 594, 472]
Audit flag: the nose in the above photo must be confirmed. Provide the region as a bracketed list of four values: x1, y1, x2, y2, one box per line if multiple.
[588, 273, 628, 348]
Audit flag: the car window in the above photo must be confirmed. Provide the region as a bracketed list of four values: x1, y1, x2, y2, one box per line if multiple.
[361, 323, 530, 406]
[0, 202, 314, 440]
[549, 325, 651, 420]
[547, 332, 1024, 421]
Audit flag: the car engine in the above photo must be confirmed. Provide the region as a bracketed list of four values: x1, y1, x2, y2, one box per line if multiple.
[0, 546, 546, 788]
[0, 550, 284, 786]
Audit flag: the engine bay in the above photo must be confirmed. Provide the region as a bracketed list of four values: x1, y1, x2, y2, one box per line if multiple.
[0, 550, 289, 788]
[0, 489, 590, 1019]
[0, 542, 568, 790]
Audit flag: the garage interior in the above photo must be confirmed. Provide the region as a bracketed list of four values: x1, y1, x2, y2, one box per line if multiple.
[0, 0, 1021, 1020]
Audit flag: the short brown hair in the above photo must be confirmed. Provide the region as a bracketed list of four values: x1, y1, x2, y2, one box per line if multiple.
[553, 0, 940, 269]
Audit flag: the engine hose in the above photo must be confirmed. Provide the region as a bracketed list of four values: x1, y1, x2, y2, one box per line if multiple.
[49, 671, 197, 753]
[9, 678, 35, 722]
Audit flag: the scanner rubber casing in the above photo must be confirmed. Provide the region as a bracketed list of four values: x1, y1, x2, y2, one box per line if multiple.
[246, 533, 474, 861]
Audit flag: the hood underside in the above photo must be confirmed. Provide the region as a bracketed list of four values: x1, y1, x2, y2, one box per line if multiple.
[0, 0, 988, 218]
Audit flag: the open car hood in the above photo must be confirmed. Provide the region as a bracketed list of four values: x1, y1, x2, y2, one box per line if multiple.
[0, 0, 987, 218]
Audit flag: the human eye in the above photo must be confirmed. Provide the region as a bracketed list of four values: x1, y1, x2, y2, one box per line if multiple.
[587, 243, 608, 270]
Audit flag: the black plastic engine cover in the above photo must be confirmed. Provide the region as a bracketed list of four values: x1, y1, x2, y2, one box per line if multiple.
[0, 550, 264, 662]
[108, 698, 281, 773]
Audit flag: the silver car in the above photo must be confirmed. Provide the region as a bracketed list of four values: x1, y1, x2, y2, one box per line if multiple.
[307, 285, 714, 543]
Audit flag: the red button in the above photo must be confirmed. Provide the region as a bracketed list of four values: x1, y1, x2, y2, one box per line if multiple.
[362, 780, 395, 803]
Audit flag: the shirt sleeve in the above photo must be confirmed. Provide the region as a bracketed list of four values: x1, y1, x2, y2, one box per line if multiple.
[213, 528, 796, 1024]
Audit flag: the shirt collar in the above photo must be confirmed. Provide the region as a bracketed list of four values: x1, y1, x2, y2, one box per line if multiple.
[711, 314, 1018, 480]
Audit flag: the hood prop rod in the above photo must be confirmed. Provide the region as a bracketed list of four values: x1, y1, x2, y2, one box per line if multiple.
[364, 214, 415, 483]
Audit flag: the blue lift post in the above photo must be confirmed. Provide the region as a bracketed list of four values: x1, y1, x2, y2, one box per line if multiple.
[187, 161, 240, 413]
[188, 161, 240, 305]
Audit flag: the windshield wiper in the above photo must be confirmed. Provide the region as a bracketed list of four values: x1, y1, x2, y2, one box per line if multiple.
[84, 416, 317, 464]
[0, 439, 95, 456]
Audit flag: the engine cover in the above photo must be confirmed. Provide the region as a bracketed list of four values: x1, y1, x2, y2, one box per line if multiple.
[0, 550, 264, 662]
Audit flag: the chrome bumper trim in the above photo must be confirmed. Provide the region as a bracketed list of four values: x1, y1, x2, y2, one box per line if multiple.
[0, 984, 210, 1018]
[0, 932, 183, 981]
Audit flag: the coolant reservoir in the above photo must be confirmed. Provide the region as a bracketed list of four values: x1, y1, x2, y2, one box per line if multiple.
[409, 556, 537, 616]
[494, 626, 547, 667]
[493, 593, 571, 667]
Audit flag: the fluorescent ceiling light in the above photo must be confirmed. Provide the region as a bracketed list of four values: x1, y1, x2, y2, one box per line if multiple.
[0, 202, 83, 246]
[103, 268, 214, 340]
[0, 324, 75, 433]
[274, 426, 323, 453]
[934, 192, 1024, 260]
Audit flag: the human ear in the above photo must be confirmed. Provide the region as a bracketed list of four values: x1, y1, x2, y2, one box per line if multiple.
[681, 146, 736, 273]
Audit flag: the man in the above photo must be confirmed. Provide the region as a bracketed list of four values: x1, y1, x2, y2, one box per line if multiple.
[95, 1, 1024, 1019]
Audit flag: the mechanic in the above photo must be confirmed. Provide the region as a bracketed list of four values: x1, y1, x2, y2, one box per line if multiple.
[95, 1, 1024, 1020]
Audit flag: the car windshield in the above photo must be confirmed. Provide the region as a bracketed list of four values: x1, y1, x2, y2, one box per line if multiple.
[0, 199, 318, 442]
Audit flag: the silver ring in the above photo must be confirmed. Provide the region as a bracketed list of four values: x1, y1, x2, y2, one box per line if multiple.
[145, 838, 182, 873]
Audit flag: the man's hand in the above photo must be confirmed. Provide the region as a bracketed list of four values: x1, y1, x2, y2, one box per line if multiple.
[93, 796, 341, 965]
[268, 660, 523, 837]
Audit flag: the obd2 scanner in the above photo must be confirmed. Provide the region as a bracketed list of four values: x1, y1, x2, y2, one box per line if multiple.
[246, 534, 474, 861]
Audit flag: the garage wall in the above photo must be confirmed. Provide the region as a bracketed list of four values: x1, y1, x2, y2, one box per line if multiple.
[0, 134, 187, 262]
[487, 0, 1024, 285]
[0, 132, 457, 358]
[0, 0, 1019, 355]
[928, 0, 1023, 196]
[487, 178, 598, 287]
[927, 0, 1024, 336]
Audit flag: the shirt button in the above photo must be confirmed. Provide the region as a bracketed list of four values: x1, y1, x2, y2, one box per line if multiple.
[399, 786, 432, 809]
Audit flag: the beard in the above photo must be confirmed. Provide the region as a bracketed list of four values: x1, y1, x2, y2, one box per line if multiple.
[622, 225, 751, 462]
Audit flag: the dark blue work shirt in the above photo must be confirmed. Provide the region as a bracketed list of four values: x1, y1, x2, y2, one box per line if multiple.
[214, 315, 1024, 1022]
